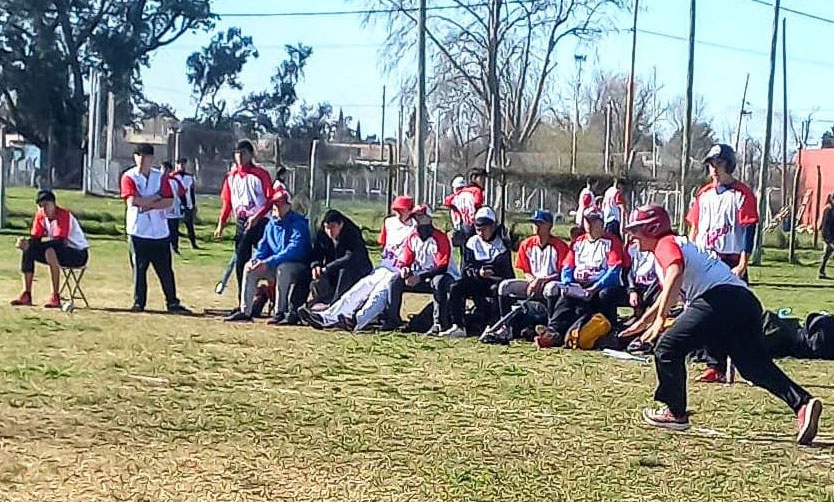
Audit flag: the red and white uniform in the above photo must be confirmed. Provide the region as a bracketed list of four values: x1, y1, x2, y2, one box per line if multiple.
[174, 172, 196, 209]
[602, 185, 625, 224]
[219, 163, 273, 223]
[165, 176, 186, 220]
[120, 167, 174, 240]
[686, 181, 758, 256]
[399, 228, 461, 280]
[378, 216, 415, 271]
[515, 235, 569, 279]
[564, 233, 625, 283]
[576, 187, 595, 225]
[653, 235, 747, 303]
[444, 185, 484, 229]
[31, 207, 89, 250]
[628, 242, 657, 286]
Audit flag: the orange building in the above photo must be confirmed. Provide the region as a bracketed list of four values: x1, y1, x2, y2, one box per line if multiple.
[796, 148, 834, 228]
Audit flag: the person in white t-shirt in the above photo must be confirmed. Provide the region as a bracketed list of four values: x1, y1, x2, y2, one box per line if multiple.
[162, 161, 186, 254]
[575, 179, 596, 226]
[601, 178, 627, 239]
[620, 204, 822, 445]
[174, 158, 199, 250]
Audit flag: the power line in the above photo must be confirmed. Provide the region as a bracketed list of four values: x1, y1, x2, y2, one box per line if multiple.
[745, 0, 834, 27]
[215, 2, 491, 18]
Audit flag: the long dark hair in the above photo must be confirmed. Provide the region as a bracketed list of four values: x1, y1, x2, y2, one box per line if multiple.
[321, 209, 359, 233]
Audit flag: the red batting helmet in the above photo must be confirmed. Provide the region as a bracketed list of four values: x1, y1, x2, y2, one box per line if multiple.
[625, 204, 672, 238]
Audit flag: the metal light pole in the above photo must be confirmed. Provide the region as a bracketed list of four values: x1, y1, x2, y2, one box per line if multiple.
[623, 0, 640, 165]
[678, 0, 696, 231]
[571, 54, 586, 174]
[415, 0, 427, 204]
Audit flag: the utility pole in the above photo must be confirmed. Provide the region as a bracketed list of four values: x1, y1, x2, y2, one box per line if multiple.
[571, 54, 586, 174]
[0, 125, 6, 229]
[651, 67, 658, 179]
[396, 96, 403, 167]
[604, 99, 612, 174]
[380, 85, 386, 161]
[433, 109, 441, 208]
[780, 17, 788, 207]
[415, 0, 427, 204]
[734, 74, 751, 152]
[84, 68, 100, 195]
[752, 0, 781, 265]
[105, 91, 115, 191]
[678, 0, 696, 231]
[623, 0, 640, 165]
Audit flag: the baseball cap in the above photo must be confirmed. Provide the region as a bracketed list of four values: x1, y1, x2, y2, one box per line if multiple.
[270, 189, 291, 205]
[234, 139, 255, 154]
[530, 209, 554, 225]
[133, 143, 154, 156]
[409, 204, 433, 219]
[391, 195, 415, 212]
[451, 176, 467, 190]
[474, 206, 497, 226]
[582, 207, 603, 221]
[702, 144, 735, 166]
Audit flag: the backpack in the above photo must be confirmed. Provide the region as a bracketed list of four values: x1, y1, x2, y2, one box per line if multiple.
[805, 313, 834, 360]
[402, 302, 435, 334]
[564, 313, 612, 350]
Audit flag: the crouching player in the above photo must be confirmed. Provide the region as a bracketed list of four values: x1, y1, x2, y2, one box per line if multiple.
[620, 204, 822, 445]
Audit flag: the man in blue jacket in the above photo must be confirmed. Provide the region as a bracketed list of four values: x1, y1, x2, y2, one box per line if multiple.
[225, 189, 311, 325]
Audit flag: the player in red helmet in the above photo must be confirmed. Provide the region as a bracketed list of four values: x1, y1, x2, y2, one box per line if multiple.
[620, 204, 821, 445]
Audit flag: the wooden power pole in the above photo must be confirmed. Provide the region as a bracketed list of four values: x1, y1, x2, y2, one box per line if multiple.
[780, 18, 788, 207]
[623, 0, 640, 165]
[678, 0, 696, 231]
[415, 0, 427, 204]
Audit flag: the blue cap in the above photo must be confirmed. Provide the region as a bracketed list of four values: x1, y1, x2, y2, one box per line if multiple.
[530, 209, 554, 224]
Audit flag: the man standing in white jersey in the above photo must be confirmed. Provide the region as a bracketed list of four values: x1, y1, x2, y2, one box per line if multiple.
[621, 204, 821, 445]
[174, 158, 199, 250]
[575, 179, 596, 227]
[686, 143, 759, 383]
[601, 178, 627, 240]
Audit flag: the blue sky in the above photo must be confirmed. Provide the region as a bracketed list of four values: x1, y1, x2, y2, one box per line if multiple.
[143, 0, 834, 146]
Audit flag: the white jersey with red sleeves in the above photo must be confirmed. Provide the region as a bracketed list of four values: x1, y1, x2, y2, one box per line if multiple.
[378, 215, 415, 271]
[602, 185, 625, 224]
[653, 235, 747, 303]
[175, 172, 196, 209]
[399, 228, 461, 280]
[31, 207, 89, 250]
[165, 176, 186, 219]
[686, 181, 758, 255]
[444, 185, 484, 228]
[576, 187, 595, 225]
[565, 233, 625, 283]
[628, 242, 657, 286]
[515, 235, 569, 279]
[219, 163, 273, 222]
[120, 166, 174, 240]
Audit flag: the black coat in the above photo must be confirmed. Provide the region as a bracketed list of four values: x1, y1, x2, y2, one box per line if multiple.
[821, 205, 834, 244]
[311, 220, 373, 278]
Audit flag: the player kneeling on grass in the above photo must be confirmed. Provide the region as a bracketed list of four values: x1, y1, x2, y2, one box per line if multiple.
[11, 190, 90, 308]
[390, 204, 460, 335]
[225, 189, 311, 325]
[619, 204, 822, 445]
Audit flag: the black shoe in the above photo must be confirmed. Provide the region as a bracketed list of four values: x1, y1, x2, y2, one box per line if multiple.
[224, 310, 252, 322]
[167, 303, 192, 315]
[130, 304, 145, 313]
[379, 320, 403, 332]
[298, 307, 326, 329]
[336, 314, 357, 332]
[266, 313, 286, 326]
[278, 311, 300, 326]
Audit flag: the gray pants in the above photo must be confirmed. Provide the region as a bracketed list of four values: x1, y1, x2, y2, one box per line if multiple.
[240, 261, 311, 317]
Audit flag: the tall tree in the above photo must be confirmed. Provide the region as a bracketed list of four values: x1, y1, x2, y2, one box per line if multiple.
[186, 27, 258, 124]
[0, 0, 214, 184]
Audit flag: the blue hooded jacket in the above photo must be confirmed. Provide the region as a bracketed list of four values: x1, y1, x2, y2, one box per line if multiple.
[254, 210, 311, 268]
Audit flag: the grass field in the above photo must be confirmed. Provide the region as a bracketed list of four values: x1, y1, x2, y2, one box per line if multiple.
[1, 188, 834, 501]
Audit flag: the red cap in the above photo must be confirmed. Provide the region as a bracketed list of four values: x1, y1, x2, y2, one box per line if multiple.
[391, 195, 414, 211]
[271, 189, 291, 205]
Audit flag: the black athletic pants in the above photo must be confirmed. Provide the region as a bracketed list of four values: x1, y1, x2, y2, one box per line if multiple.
[448, 276, 496, 327]
[167, 218, 181, 253]
[21, 240, 88, 273]
[389, 273, 454, 329]
[547, 285, 625, 335]
[129, 236, 179, 309]
[655, 285, 811, 417]
[234, 218, 268, 298]
[701, 254, 748, 373]
[183, 208, 198, 248]
[820, 242, 834, 275]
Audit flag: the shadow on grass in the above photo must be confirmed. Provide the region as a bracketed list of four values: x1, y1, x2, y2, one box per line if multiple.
[751, 282, 834, 289]
[91, 307, 206, 318]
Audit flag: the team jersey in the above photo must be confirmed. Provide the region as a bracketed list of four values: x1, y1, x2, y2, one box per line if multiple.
[219, 163, 273, 223]
[399, 228, 461, 280]
[576, 187, 595, 225]
[515, 235, 570, 279]
[31, 207, 89, 250]
[444, 185, 484, 228]
[653, 235, 747, 303]
[120, 166, 175, 240]
[562, 233, 625, 286]
[686, 181, 758, 255]
[378, 216, 415, 271]
[174, 172, 196, 209]
[165, 176, 186, 219]
[601, 185, 625, 224]
[627, 242, 657, 287]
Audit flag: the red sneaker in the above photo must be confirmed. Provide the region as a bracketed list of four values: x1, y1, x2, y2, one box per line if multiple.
[797, 398, 823, 446]
[10, 291, 32, 306]
[695, 368, 726, 384]
[43, 294, 62, 309]
[642, 407, 691, 431]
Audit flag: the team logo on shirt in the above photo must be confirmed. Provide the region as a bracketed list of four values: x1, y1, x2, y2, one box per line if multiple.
[704, 223, 731, 249]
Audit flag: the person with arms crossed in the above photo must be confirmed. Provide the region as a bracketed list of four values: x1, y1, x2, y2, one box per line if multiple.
[10, 190, 90, 308]
[174, 158, 199, 250]
[620, 204, 822, 445]
[120, 144, 190, 314]
[687, 143, 758, 383]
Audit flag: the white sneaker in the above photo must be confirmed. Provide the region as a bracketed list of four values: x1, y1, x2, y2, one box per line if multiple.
[440, 324, 467, 339]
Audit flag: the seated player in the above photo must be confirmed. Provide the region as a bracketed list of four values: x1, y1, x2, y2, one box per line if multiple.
[536, 208, 625, 347]
[442, 206, 515, 338]
[309, 209, 373, 309]
[11, 190, 90, 308]
[497, 209, 569, 316]
[299, 196, 415, 332]
[444, 174, 482, 247]
[389, 205, 460, 335]
[619, 204, 821, 445]
[625, 235, 660, 320]
[225, 189, 312, 325]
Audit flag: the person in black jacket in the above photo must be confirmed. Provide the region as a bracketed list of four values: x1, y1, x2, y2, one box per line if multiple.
[309, 209, 373, 308]
[819, 194, 834, 279]
[441, 206, 514, 338]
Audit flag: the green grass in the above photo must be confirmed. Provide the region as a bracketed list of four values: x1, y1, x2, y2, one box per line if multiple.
[1, 189, 834, 500]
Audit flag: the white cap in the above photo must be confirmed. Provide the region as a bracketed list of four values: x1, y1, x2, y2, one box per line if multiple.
[474, 206, 497, 224]
[451, 176, 467, 190]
